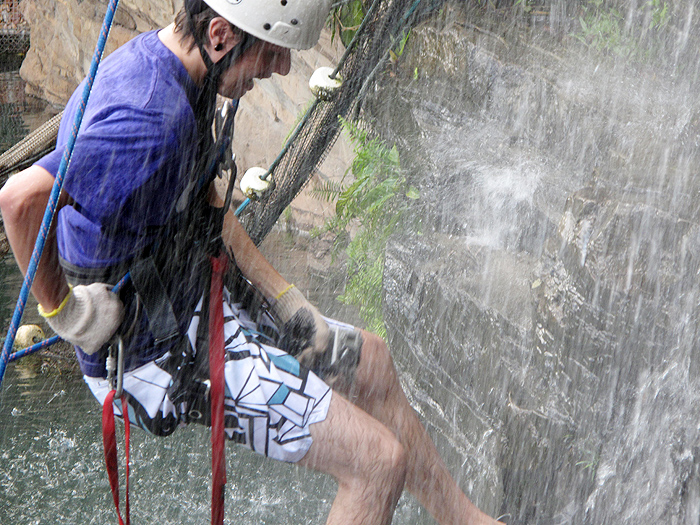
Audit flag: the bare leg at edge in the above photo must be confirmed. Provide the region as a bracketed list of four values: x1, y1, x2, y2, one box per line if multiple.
[298, 393, 407, 525]
[339, 331, 504, 525]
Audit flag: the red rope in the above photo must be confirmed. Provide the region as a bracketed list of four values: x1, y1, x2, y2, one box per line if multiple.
[209, 253, 228, 525]
[101, 253, 228, 525]
[103, 390, 131, 525]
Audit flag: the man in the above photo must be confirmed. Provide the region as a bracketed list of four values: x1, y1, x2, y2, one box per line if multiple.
[0, 1, 503, 523]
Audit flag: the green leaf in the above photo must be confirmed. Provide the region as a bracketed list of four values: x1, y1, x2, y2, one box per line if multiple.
[310, 180, 345, 202]
[579, 16, 588, 32]
[314, 116, 409, 335]
[388, 145, 400, 166]
[339, 0, 365, 48]
[396, 30, 410, 57]
[406, 186, 420, 200]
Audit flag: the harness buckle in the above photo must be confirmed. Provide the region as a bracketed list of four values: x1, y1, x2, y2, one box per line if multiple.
[329, 325, 363, 366]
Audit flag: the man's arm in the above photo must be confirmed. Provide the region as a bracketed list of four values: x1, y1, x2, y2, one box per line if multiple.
[214, 188, 331, 353]
[0, 165, 70, 311]
[206, 181, 287, 295]
[0, 165, 124, 354]
[218, 200, 290, 298]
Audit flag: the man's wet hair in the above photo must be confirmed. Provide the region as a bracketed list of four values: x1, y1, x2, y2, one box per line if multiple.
[174, 4, 243, 52]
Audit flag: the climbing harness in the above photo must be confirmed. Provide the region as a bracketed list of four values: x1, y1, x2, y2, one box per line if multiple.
[101, 100, 238, 524]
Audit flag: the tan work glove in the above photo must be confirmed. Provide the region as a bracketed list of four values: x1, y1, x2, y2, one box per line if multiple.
[38, 283, 124, 355]
[269, 285, 331, 358]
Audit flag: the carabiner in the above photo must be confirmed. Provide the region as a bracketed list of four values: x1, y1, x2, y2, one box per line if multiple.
[106, 336, 125, 399]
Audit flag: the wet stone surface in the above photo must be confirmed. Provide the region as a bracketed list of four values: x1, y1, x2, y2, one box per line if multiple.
[378, 8, 700, 523]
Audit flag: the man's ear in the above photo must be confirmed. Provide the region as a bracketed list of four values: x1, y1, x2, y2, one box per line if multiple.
[208, 17, 243, 53]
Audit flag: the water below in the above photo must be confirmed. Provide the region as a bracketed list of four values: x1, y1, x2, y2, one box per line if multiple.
[0, 363, 335, 524]
[0, 66, 430, 524]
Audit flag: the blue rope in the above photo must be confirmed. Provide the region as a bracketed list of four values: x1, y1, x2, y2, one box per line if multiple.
[9, 335, 62, 362]
[0, 0, 121, 389]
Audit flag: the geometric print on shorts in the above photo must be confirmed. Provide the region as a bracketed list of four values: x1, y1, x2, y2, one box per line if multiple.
[84, 286, 332, 464]
[186, 288, 332, 463]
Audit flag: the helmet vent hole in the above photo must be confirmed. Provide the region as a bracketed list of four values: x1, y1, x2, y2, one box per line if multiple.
[281, 0, 287, 5]
[291, 18, 298, 25]
[263, 23, 272, 30]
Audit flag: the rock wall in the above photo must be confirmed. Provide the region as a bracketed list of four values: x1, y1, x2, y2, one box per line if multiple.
[19, 0, 351, 229]
[377, 5, 700, 523]
[19, 0, 164, 105]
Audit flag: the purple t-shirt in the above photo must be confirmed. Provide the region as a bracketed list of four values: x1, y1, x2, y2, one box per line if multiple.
[37, 30, 200, 268]
[36, 31, 204, 376]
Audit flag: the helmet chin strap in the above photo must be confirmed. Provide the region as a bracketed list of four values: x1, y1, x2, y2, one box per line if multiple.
[188, 8, 258, 173]
[193, 36, 247, 140]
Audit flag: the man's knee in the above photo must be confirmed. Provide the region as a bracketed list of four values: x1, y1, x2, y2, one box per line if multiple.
[380, 433, 408, 482]
[359, 331, 393, 368]
[353, 430, 407, 494]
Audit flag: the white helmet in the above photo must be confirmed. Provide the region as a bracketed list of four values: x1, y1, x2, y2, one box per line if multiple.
[202, 0, 332, 50]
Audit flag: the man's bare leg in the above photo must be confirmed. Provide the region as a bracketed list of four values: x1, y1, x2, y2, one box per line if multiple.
[298, 392, 407, 525]
[339, 331, 503, 525]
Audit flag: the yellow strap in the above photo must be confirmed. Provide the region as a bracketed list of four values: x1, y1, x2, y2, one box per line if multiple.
[274, 283, 295, 301]
[38, 286, 73, 318]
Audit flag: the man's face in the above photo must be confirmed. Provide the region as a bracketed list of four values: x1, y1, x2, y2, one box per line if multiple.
[218, 39, 292, 99]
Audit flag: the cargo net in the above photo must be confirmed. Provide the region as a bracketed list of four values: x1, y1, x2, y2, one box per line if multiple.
[0, 1, 29, 55]
[240, 0, 443, 245]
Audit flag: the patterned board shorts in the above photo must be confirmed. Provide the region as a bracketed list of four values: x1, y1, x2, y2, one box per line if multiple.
[84, 287, 359, 464]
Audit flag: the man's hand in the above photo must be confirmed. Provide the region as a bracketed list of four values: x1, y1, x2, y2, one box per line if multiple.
[270, 285, 331, 357]
[39, 283, 125, 355]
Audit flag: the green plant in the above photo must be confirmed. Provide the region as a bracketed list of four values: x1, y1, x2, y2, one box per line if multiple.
[312, 118, 419, 336]
[282, 206, 295, 244]
[646, 0, 669, 30]
[330, 0, 366, 47]
[566, 433, 601, 483]
[575, 451, 599, 482]
[513, 0, 535, 13]
[389, 29, 411, 64]
[575, 1, 635, 58]
[573, 0, 671, 61]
